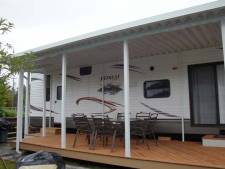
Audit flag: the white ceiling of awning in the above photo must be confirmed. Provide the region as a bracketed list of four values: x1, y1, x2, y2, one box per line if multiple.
[33, 22, 222, 73]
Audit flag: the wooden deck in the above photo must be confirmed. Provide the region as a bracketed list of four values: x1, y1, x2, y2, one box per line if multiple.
[12, 133, 225, 169]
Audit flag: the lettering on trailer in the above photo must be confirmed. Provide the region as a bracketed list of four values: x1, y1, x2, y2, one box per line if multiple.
[100, 74, 119, 81]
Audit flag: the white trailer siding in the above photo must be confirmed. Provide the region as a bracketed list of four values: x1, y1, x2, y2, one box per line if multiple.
[30, 47, 224, 123]
[30, 73, 50, 117]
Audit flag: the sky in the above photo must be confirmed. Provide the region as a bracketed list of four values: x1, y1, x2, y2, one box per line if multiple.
[0, 0, 217, 53]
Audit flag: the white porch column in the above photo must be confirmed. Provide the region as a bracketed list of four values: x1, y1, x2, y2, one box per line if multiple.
[42, 74, 46, 136]
[123, 40, 131, 157]
[24, 72, 30, 136]
[49, 74, 53, 128]
[61, 54, 67, 148]
[102, 64, 105, 116]
[181, 117, 185, 142]
[221, 20, 225, 127]
[221, 20, 225, 68]
[16, 70, 24, 152]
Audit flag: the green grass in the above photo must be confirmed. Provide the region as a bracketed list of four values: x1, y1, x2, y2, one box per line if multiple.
[0, 160, 15, 169]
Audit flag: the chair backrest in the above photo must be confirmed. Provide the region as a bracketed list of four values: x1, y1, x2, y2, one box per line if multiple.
[117, 112, 124, 121]
[72, 113, 91, 131]
[150, 112, 158, 120]
[91, 114, 115, 132]
[91, 114, 107, 128]
[136, 112, 151, 120]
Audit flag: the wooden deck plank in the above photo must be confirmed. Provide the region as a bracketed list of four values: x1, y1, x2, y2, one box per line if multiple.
[13, 134, 225, 169]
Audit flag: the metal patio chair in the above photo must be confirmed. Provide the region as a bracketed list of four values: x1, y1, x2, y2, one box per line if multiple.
[72, 113, 95, 149]
[116, 112, 125, 143]
[92, 114, 117, 151]
[131, 116, 150, 149]
[136, 111, 158, 146]
[147, 112, 158, 145]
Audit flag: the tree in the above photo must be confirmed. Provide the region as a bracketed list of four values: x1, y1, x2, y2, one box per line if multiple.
[0, 18, 35, 80]
[0, 18, 35, 108]
[0, 79, 10, 107]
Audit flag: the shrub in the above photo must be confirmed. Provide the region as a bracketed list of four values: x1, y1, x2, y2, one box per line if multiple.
[0, 107, 16, 117]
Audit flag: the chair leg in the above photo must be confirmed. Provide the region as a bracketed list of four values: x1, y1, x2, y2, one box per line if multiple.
[111, 130, 117, 152]
[143, 130, 150, 149]
[93, 130, 98, 150]
[106, 136, 108, 146]
[89, 131, 94, 149]
[86, 134, 90, 145]
[73, 129, 79, 148]
[151, 128, 158, 146]
[136, 135, 139, 145]
[103, 135, 105, 147]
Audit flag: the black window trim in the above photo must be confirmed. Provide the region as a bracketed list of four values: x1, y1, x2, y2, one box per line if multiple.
[57, 86, 62, 100]
[46, 75, 51, 102]
[188, 61, 224, 127]
[143, 79, 171, 99]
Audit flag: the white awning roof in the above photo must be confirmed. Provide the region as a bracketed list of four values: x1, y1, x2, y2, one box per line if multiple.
[16, 0, 225, 73]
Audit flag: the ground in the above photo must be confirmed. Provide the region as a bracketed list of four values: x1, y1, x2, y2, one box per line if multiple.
[0, 160, 15, 169]
[0, 143, 124, 169]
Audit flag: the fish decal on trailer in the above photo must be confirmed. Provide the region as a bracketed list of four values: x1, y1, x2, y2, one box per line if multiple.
[98, 84, 122, 95]
[76, 97, 123, 114]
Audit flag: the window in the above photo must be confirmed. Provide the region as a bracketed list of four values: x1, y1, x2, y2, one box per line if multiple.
[80, 66, 92, 76]
[144, 79, 170, 98]
[46, 75, 51, 101]
[57, 86, 62, 100]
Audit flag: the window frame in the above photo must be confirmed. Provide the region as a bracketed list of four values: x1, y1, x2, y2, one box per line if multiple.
[57, 86, 62, 100]
[46, 75, 51, 101]
[143, 79, 171, 99]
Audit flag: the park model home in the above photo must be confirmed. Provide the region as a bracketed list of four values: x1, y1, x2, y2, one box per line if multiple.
[31, 49, 225, 135]
[14, 1, 225, 168]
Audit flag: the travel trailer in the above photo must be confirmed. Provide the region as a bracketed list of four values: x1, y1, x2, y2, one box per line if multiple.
[29, 46, 225, 136]
[14, 1, 225, 168]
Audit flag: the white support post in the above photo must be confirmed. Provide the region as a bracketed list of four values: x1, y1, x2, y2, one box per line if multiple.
[19, 72, 24, 142]
[16, 70, 24, 153]
[221, 20, 225, 128]
[61, 54, 67, 148]
[221, 20, 225, 70]
[42, 74, 46, 137]
[49, 74, 53, 128]
[123, 40, 131, 157]
[24, 72, 30, 136]
[181, 117, 185, 142]
[102, 64, 105, 116]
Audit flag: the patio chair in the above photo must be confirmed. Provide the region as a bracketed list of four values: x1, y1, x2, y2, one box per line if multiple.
[116, 113, 125, 143]
[136, 112, 158, 146]
[72, 113, 94, 149]
[147, 112, 158, 145]
[131, 117, 150, 149]
[92, 114, 117, 151]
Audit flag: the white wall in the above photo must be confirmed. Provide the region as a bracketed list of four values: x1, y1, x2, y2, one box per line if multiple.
[30, 73, 51, 117]
[30, 47, 224, 122]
